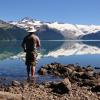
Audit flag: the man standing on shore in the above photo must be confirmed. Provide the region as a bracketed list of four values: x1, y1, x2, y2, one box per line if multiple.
[22, 27, 40, 81]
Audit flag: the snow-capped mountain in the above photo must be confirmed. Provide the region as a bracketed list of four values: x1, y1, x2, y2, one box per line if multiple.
[9, 17, 100, 39]
[10, 17, 43, 30]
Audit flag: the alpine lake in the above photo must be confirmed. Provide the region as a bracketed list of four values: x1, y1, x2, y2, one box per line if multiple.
[0, 40, 100, 82]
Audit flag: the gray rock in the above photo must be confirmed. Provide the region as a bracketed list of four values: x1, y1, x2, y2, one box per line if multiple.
[39, 85, 44, 89]
[91, 85, 100, 92]
[85, 65, 94, 71]
[67, 64, 76, 71]
[12, 80, 21, 87]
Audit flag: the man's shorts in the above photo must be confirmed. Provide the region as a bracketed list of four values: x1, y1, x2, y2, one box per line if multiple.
[25, 51, 38, 66]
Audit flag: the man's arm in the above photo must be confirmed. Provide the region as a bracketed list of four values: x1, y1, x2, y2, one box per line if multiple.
[21, 38, 26, 52]
[36, 36, 40, 48]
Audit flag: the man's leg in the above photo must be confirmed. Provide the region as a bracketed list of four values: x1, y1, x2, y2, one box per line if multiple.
[31, 53, 37, 78]
[31, 66, 35, 77]
[26, 65, 30, 80]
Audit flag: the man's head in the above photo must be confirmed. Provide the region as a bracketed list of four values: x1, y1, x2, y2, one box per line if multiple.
[28, 27, 37, 34]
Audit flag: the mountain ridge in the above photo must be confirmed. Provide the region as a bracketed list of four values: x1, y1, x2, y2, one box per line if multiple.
[9, 17, 100, 40]
[0, 17, 100, 40]
[0, 19, 28, 40]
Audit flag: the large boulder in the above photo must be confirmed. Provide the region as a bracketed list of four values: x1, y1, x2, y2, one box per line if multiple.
[50, 78, 71, 94]
[38, 68, 46, 75]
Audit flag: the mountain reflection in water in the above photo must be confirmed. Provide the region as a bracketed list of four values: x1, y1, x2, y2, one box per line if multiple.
[0, 40, 100, 60]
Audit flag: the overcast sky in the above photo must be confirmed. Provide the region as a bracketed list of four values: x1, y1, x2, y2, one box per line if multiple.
[0, 0, 100, 25]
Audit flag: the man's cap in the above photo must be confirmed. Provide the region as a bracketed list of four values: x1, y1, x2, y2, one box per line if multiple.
[27, 27, 37, 32]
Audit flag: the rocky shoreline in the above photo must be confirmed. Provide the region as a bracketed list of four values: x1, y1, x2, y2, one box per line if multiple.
[0, 62, 100, 100]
